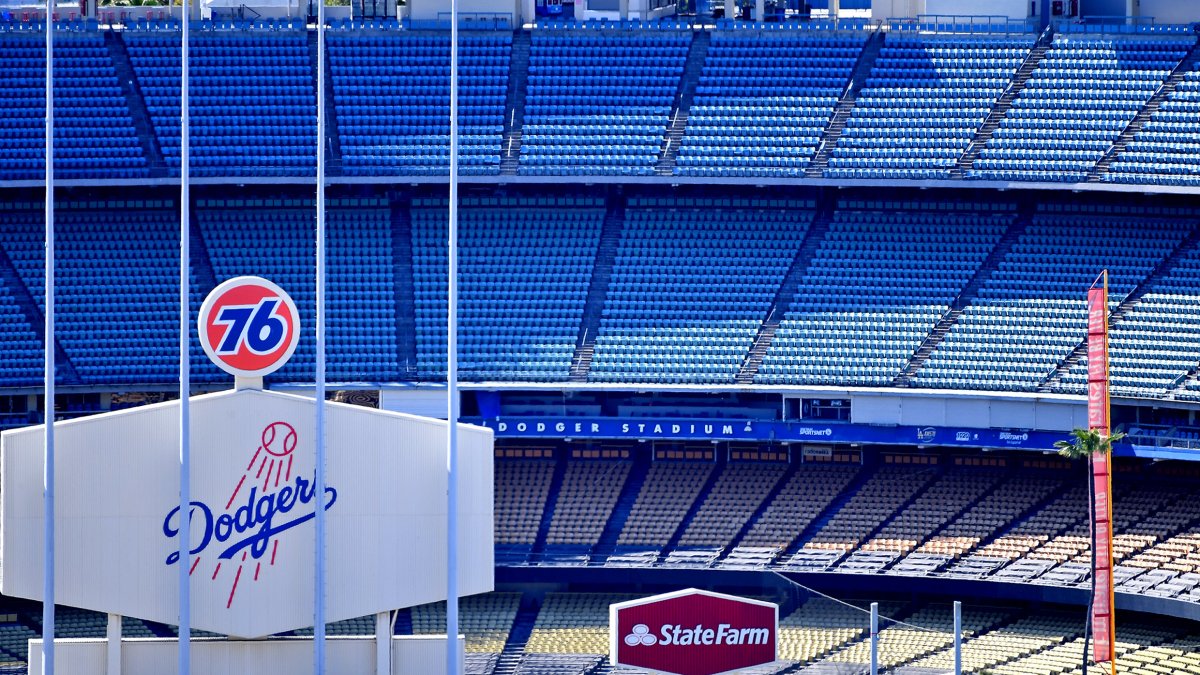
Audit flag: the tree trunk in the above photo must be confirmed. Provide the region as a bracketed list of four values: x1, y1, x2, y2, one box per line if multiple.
[1083, 456, 1095, 675]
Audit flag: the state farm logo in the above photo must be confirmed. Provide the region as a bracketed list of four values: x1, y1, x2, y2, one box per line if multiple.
[626, 624, 658, 646]
[625, 622, 771, 648]
[611, 589, 777, 675]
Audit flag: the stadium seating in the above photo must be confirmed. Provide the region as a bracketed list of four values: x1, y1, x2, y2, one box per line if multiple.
[758, 201, 1011, 386]
[519, 28, 689, 176]
[971, 36, 1191, 182]
[827, 36, 1033, 180]
[798, 465, 939, 561]
[1056, 243, 1200, 397]
[777, 597, 887, 663]
[847, 467, 1004, 566]
[0, 29, 145, 180]
[10, 26, 1200, 187]
[544, 459, 631, 548]
[905, 472, 1064, 571]
[909, 611, 1082, 673]
[590, 197, 813, 384]
[675, 461, 786, 548]
[616, 460, 714, 552]
[916, 205, 1193, 391]
[124, 27, 316, 176]
[735, 464, 861, 552]
[1108, 64, 1200, 185]
[410, 593, 521, 652]
[523, 593, 638, 654]
[0, 199, 179, 384]
[675, 32, 862, 177]
[410, 194, 604, 381]
[0, 202, 48, 387]
[826, 604, 1011, 670]
[327, 31, 509, 175]
[493, 459, 556, 550]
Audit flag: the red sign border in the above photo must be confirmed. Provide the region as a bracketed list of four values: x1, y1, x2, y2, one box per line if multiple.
[198, 276, 302, 379]
[609, 589, 780, 675]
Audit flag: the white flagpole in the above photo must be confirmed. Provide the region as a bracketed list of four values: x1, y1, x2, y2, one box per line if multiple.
[178, 0, 193, 670]
[42, 3, 56, 673]
[314, 0, 328, 671]
[446, 0, 460, 672]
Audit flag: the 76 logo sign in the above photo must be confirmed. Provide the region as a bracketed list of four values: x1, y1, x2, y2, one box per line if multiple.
[199, 277, 301, 378]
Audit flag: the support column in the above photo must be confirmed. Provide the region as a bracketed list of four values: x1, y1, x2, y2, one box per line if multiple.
[106, 614, 122, 675]
[619, 0, 629, 20]
[954, 601, 962, 675]
[755, 0, 763, 23]
[869, 602, 879, 675]
[829, 0, 839, 17]
[725, 0, 734, 19]
[375, 612, 391, 675]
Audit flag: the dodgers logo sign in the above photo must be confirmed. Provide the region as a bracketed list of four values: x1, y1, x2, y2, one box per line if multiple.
[163, 421, 336, 609]
[198, 276, 301, 378]
[610, 589, 778, 675]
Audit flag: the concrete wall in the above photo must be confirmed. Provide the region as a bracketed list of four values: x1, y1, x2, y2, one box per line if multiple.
[872, 0, 921, 20]
[1137, 0, 1200, 23]
[925, 0, 1030, 19]
[1080, 0, 1129, 17]
[380, 388, 450, 419]
[874, 0, 1032, 20]
[29, 636, 465, 675]
[851, 392, 1086, 431]
[407, 0, 523, 22]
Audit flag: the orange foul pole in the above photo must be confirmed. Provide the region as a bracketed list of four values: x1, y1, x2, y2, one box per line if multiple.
[1087, 270, 1117, 674]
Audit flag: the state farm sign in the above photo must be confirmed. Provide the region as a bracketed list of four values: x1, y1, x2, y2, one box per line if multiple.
[610, 589, 778, 675]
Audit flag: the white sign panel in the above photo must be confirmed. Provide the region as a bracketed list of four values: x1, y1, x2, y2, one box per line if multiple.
[1, 389, 494, 638]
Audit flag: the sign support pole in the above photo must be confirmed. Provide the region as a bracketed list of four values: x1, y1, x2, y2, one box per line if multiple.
[870, 602, 878, 675]
[106, 614, 121, 675]
[446, 0, 461, 672]
[178, 0, 192, 670]
[954, 601, 962, 675]
[375, 612, 390, 675]
[42, 3, 56, 673]
[314, 0, 328, 670]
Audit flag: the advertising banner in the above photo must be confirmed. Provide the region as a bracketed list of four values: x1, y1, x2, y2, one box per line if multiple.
[610, 590, 777, 675]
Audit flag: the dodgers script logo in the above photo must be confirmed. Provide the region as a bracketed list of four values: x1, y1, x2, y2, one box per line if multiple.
[198, 276, 301, 379]
[163, 422, 336, 608]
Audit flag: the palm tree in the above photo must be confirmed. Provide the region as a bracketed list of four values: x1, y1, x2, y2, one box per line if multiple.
[1054, 427, 1126, 675]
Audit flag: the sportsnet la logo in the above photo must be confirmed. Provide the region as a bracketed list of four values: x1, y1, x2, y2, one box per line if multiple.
[199, 276, 301, 378]
[611, 589, 777, 675]
[163, 421, 337, 609]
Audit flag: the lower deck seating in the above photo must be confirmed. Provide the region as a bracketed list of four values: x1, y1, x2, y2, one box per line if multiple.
[617, 461, 714, 548]
[544, 459, 631, 547]
[738, 464, 861, 550]
[523, 593, 640, 654]
[677, 462, 787, 547]
[494, 460, 556, 546]
[800, 465, 940, 556]
[411, 593, 522, 653]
